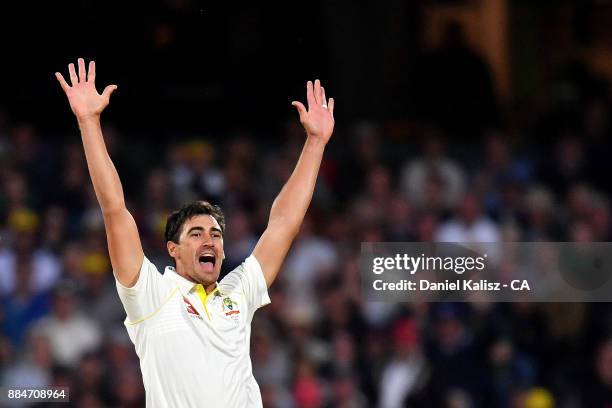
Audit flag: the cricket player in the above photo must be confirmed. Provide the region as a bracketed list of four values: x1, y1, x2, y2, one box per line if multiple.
[55, 58, 335, 407]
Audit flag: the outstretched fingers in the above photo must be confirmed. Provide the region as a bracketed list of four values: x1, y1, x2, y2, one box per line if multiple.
[291, 101, 307, 120]
[296, 80, 334, 118]
[68, 63, 78, 86]
[55, 72, 70, 92]
[78, 58, 86, 82]
[321, 86, 327, 107]
[88, 61, 96, 83]
[102, 84, 118, 100]
[306, 81, 315, 110]
[314, 79, 322, 105]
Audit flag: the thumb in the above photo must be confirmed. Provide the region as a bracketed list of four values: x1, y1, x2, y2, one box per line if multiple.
[102, 84, 118, 99]
[291, 101, 307, 119]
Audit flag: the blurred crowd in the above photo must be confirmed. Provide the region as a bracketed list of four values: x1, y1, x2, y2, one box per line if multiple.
[2, 60, 612, 407]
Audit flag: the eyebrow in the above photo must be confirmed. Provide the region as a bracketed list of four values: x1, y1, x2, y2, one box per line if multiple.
[186, 227, 204, 235]
[186, 226, 222, 235]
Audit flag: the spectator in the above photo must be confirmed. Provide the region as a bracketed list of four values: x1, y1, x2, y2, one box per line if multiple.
[0, 217, 61, 296]
[1, 256, 50, 346]
[33, 283, 102, 368]
[399, 133, 465, 213]
[2, 333, 52, 388]
[436, 192, 500, 242]
[283, 217, 339, 322]
[379, 318, 430, 408]
[582, 338, 612, 407]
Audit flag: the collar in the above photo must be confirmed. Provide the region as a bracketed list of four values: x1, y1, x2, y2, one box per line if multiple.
[164, 266, 220, 295]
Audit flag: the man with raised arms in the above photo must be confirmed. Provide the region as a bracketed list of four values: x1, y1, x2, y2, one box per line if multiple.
[55, 58, 335, 407]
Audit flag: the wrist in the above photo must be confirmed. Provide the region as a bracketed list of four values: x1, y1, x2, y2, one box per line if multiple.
[305, 135, 327, 151]
[77, 114, 101, 126]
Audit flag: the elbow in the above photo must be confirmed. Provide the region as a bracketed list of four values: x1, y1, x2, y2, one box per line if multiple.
[286, 224, 301, 240]
[101, 201, 127, 217]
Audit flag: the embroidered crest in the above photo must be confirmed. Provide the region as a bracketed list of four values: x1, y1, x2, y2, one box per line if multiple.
[223, 297, 235, 310]
[222, 296, 241, 321]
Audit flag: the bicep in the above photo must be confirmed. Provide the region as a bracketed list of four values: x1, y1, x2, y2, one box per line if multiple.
[252, 223, 297, 287]
[103, 208, 144, 287]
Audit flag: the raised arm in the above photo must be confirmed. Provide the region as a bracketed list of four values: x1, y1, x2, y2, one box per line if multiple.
[55, 58, 143, 287]
[253, 80, 335, 287]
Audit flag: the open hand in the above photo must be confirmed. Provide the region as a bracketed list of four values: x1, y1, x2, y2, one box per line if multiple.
[55, 58, 117, 121]
[292, 80, 335, 144]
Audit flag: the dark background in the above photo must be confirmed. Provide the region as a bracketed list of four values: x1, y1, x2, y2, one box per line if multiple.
[2, 0, 612, 407]
[2, 0, 346, 133]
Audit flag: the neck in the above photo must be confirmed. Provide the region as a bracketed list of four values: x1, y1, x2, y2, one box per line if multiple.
[202, 282, 218, 294]
[176, 269, 218, 294]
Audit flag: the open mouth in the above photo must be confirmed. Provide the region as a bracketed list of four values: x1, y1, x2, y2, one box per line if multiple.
[198, 254, 216, 270]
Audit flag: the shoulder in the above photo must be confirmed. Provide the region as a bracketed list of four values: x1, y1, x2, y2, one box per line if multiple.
[220, 255, 262, 287]
[115, 256, 164, 291]
[219, 254, 270, 313]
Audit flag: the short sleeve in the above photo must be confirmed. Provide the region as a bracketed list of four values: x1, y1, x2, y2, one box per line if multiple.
[115, 256, 170, 324]
[220, 255, 271, 318]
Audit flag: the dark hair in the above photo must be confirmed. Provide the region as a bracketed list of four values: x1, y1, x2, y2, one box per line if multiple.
[164, 201, 226, 243]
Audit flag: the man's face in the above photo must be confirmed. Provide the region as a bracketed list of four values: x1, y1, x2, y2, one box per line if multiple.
[167, 214, 224, 286]
[54, 293, 75, 321]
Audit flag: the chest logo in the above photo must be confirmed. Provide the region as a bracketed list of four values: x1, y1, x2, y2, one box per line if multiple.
[183, 296, 202, 319]
[222, 297, 240, 316]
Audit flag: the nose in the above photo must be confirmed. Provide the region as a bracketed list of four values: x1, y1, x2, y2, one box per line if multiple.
[202, 233, 214, 246]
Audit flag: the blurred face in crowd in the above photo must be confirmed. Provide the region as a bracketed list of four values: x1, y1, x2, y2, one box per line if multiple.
[14, 258, 31, 297]
[437, 316, 464, 351]
[393, 319, 419, 358]
[147, 169, 169, 206]
[5, 171, 28, 206]
[459, 194, 481, 224]
[167, 214, 224, 287]
[366, 166, 391, 198]
[486, 135, 510, 170]
[423, 136, 444, 160]
[30, 335, 52, 368]
[597, 340, 612, 385]
[53, 292, 75, 321]
[79, 354, 104, 388]
[116, 368, 144, 405]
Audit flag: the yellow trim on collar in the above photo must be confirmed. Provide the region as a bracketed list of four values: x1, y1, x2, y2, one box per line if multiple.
[195, 284, 218, 321]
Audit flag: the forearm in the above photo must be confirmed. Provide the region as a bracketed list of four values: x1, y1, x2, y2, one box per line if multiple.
[268, 136, 326, 234]
[77, 116, 126, 213]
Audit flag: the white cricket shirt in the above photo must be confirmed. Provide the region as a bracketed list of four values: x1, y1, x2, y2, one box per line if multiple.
[115, 254, 271, 407]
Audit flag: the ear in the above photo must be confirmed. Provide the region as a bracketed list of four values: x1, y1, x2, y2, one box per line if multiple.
[167, 241, 178, 259]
